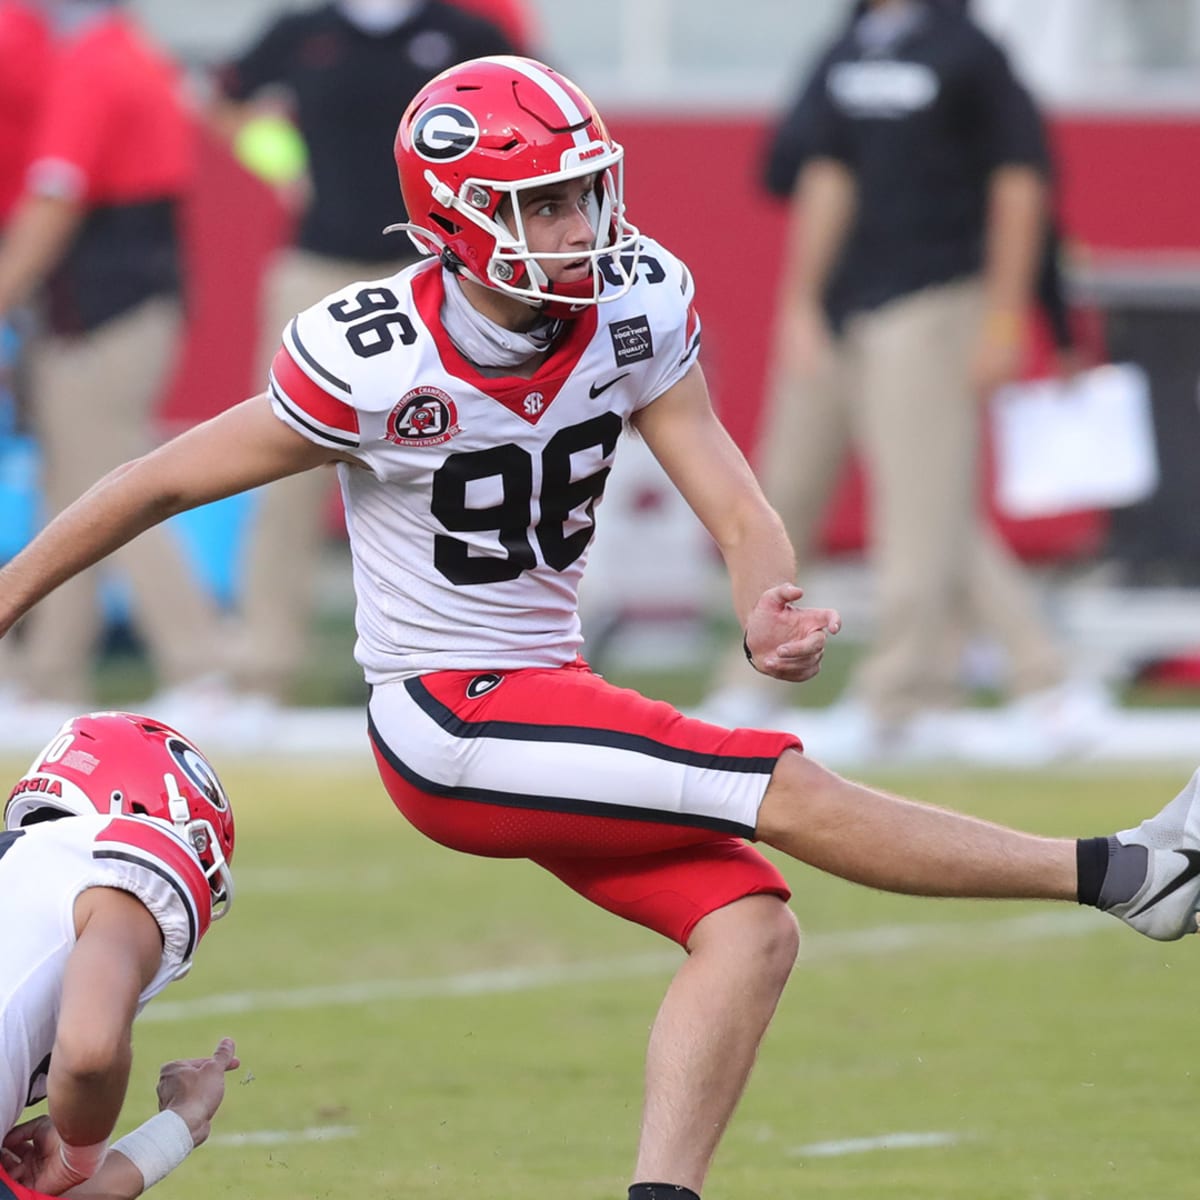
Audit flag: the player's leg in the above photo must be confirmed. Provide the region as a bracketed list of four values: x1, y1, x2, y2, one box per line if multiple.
[632, 894, 798, 1194]
[756, 748, 1200, 941]
[757, 748, 1073, 898]
[533, 842, 801, 1197]
[370, 666, 808, 1195]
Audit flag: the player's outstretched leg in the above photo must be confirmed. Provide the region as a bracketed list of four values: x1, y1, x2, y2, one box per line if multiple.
[756, 750, 1078, 901]
[1081, 767, 1200, 941]
[757, 751, 1200, 944]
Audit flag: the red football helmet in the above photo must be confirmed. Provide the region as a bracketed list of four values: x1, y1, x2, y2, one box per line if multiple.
[392, 55, 641, 317]
[5, 711, 235, 919]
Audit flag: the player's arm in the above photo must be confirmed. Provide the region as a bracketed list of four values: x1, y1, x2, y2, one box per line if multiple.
[632, 363, 839, 680]
[10, 889, 166, 1195]
[0, 392, 341, 638]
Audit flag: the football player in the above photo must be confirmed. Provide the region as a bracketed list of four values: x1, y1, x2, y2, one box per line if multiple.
[0, 712, 238, 1199]
[0, 55, 1197, 1200]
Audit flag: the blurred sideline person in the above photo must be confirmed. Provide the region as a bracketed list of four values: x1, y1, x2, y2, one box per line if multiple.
[0, 54, 1199, 1200]
[0, 0, 49, 223]
[698, 0, 1108, 765]
[1, 711, 238, 1199]
[0, 0, 227, 722]
[210, 0, 517, 716]
[0, 0, 49, 691]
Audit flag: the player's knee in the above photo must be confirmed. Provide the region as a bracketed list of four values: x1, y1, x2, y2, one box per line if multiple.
[691, 894, 799, 983]
[758, 898, 801, 979]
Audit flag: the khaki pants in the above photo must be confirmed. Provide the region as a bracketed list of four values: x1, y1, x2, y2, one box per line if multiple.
[230, 247, 412, 699]
[19, 297, 222, 701]
[714, 279, 1065, 722]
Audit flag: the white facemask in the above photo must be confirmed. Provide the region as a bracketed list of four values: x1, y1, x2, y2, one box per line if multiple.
[336, 0, 418, 35]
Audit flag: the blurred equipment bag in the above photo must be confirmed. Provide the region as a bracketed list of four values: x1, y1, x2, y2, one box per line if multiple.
[991, 362, 1159, 518]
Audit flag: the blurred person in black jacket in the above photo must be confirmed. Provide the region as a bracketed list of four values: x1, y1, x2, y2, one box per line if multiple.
[698, 0, 1108, 765]
[211, 1, 517, 718]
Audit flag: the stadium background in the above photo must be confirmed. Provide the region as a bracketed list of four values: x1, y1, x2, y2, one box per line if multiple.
[7, 0, 1200, 728]
[148, 0, 1200, 561]
[4, 9, 1200, 1197]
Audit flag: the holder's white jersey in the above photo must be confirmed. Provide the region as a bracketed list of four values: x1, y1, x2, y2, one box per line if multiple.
[0, 815, 212, 1132]
[268, 237, 701, 682]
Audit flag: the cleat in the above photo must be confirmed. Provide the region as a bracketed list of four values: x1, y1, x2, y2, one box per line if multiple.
[1099, 768, 1200, 941]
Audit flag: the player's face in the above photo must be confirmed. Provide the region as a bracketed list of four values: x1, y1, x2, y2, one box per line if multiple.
[515, 175, 601, 285]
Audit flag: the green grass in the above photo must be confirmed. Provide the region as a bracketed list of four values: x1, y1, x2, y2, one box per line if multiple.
[7, 755, 1198, 1199]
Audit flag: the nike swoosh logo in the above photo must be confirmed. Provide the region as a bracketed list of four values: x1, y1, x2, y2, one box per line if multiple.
[1129, 848, 1200, 917]
[589, 373, 629, 399]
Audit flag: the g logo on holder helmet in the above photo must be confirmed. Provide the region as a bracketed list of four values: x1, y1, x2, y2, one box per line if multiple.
[167, 738, 229, 811]
[412, 104, 480, 162]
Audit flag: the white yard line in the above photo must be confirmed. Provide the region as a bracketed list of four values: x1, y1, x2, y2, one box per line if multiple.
[789, 1131, 963, 1158]
[143, 908, 1110, 1023]
[209, 1125, 359, 1148]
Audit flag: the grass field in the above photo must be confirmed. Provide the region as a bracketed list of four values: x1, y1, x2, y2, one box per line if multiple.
[8, 751, 1197, 1200]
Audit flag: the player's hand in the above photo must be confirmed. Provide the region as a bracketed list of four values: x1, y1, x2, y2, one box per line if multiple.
[743, 583, 840, 682]
[1, 1115, 49, 1185]
[1, 1114, 93, 1195]
[156, 1037, 240, 1148]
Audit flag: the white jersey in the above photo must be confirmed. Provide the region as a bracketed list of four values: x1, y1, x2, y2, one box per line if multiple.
[269, 236, 701, 682]
[0, 815, 213, 1133]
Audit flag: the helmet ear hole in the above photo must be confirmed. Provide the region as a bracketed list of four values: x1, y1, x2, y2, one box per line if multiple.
[21, 807, 66, 827]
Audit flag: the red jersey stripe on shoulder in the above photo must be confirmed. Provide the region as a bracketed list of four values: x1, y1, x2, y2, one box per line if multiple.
[95, 817, 212, 938]
[271, 346, 360, 439]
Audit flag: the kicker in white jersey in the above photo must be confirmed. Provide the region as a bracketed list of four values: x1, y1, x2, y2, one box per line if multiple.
[267, 237, 701, 683]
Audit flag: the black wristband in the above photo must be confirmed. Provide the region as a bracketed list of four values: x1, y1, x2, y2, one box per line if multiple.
[743, 632, 757, 669]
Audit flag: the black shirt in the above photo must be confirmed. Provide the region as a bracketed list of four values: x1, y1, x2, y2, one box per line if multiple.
[48, 199, 183, 335]
[219, 1, 514, 263]
[764, 1, 1047, 327]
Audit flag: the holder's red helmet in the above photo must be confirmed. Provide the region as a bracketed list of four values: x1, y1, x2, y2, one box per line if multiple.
[5, 711, 235, 919]
[393, 55, 641, 318]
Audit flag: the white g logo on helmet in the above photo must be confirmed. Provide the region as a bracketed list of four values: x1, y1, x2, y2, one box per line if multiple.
[412, 104, 480, 162]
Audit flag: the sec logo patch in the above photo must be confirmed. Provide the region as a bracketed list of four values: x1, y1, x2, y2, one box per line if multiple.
[385, 387, 461, 446]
